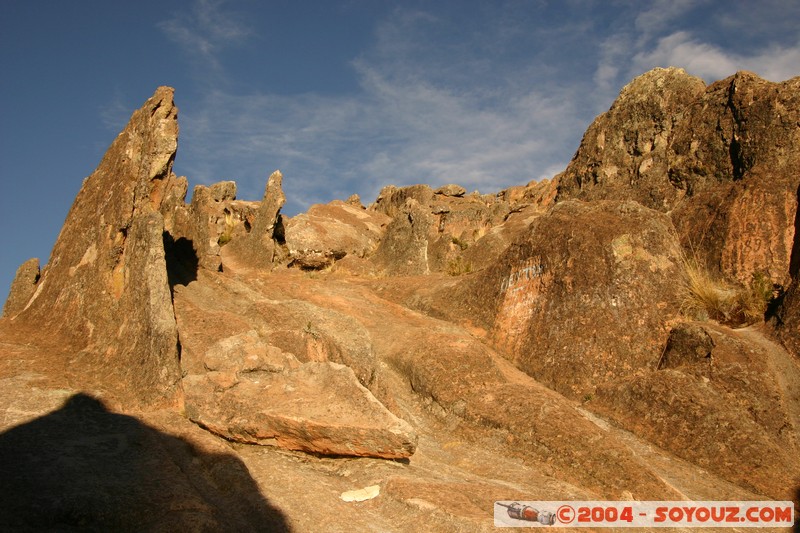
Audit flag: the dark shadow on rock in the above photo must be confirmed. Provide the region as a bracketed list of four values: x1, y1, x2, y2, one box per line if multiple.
[789, 183, 800, 280]
[794, 485, 799, 533]
[164, 232, 199, 290]
[0, 393, 290, 532]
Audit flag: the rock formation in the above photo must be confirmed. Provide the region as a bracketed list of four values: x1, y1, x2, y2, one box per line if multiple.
[8, 87, 183, 407]
[221, 170, 287, 270]
[2, 69, 799, 530]
[284, 201, 390, 270]
[473, 199, 683, 398]
[556, 67, 800, 291]
[2, 258, 39, 317]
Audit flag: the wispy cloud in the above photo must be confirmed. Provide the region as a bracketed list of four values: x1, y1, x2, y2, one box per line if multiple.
[167, 1, 799, 216]
[98, 89, 135, 132]
[633, 31, 800, 83]
[174, 5, 588, 213]
[158, 0, 250, 72]
[178, 66, 580, 214]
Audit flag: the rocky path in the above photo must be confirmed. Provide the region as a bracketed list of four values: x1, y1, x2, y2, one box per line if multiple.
[734, 325, 800, 452]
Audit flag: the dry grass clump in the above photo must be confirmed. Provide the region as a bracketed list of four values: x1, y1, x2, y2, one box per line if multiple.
[217, 211, 235, 246]
[447, 256, 473, 276]
[680, 255, 772, 326]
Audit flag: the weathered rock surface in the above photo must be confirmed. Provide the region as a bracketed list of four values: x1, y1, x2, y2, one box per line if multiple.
[434, 183, 466, 197]
[171, 268, 414, 458]
[468, 199, 683, 398]
[556, 67, 707, 209]
[3, 71, 800, 530]
[11, 87, 182, 407]
[657, 322, 715, 370]
[557, 68, 800, 288]
[590, 324, 800, 501]
[372, 198, 435, 275]
[184, 360, 417, 459]
[2, 258, 39, 317]
[284, 200, 390, 270]
[370, 183, 522, 276]
[221, 170, 286, 269]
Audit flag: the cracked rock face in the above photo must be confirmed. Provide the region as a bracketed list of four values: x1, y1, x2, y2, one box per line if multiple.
[184, 358, 418, 459]
[556, 68, 800, 289]
[13, 87, 183, 407]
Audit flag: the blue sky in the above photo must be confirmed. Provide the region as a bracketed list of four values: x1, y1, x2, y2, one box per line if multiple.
[1, 0, 798, 302]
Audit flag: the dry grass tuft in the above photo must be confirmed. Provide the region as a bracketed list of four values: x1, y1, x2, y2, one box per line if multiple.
[679, 254, 772, 326]
[446, 256, 473, 276]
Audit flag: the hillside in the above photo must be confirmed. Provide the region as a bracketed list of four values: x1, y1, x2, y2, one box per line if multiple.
[1, 67, 799, 531]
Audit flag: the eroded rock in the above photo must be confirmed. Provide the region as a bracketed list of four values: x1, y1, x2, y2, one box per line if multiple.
[222, 170, 286, 269]
[12, 87, 182, 407]
[471, 200, 682, 398]
[184, 361, 417, 459]
[2, 258, 40, 318]
[284, 200, 390, 270]
[556, 68, 800, 289]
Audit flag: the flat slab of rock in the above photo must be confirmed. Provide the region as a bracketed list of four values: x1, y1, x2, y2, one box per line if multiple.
[184, 361, 417, 459]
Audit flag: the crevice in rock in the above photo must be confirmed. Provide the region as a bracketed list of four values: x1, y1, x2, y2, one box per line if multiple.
[788, 183, 800, 280]
[163, 232, 199, 291]
[273, 214, 286, 245]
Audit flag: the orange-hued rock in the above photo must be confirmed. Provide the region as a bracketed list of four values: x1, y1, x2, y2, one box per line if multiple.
[284, 200, 390, 269]
[184, 361, 418, 459]
[11, 87, 182, 407]
[2, 258, 39, 318]
[3, 71, 800, 530]
[557, 68, 800, 288]
[471, 199, 682, 399]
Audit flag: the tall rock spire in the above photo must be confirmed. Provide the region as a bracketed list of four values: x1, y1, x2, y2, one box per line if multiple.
[16, 86, 183, 407]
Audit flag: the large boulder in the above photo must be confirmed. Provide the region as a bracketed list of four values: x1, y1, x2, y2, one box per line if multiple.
[12, 87, 183, 407]
[284, 200, 390, 270]
[184, 357, 418, 459]
[469, 199, 683, 398]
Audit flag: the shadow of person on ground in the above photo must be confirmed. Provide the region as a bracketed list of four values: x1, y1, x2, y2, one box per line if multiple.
[0, 393, 290, 532]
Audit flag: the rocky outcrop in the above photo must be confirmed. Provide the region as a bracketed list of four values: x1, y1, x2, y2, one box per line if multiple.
[4, 71, 800, 530]
[557, 68, 800, 289]
[590, 323, 800, 501]
[369, 183, 527, 275]
[2, 258, 39, 317]
[556, 67, 707, 209]
[469, 199, 682, 398]
[284, 201, 390, 270]
[171, 267, 415, 458]
[372, 198, 435, 276]
[221, 170, 286, 270]
[12, 87, 182, 407]
[184, 359, 417, 459]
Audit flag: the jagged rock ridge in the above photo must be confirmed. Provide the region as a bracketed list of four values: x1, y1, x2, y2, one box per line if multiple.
[2, 68, 799, 530]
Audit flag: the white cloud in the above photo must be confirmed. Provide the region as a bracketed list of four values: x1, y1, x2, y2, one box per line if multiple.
[174, 6, 590, 214]
[158, 0, 250, 71]
[634, 0, 704, 37]
[178, 61, 582, 214]
[168, 2, 799, 217]
[633, 31, 800, 83]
